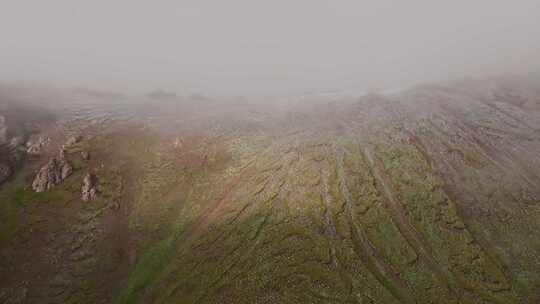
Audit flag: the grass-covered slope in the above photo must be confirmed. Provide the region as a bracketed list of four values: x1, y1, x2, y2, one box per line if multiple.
[1, 75, 540, 303]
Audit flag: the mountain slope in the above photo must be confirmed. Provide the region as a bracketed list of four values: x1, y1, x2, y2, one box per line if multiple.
[1, 75, 540, 303]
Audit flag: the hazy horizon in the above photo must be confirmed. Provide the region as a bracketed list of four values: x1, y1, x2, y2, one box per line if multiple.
[2, 0, 540, 96]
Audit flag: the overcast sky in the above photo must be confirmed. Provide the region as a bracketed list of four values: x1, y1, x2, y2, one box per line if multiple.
[1, 0, 540, 96]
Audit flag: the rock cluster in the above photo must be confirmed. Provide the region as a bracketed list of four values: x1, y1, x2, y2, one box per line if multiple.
[26, 136, 50, 155]
[63, 134, 82, 148]
[81, 173, 99, 201]
[31, 150, 73, 192]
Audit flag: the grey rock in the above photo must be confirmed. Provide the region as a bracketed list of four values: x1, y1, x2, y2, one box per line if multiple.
[61, 162, 73, 180]
[26, 136, 50, 155]
[31, 150, 73, 192]
[81, 151, 90, 161]
[81, 173, 99, 202]
[64, 134, 82, 147]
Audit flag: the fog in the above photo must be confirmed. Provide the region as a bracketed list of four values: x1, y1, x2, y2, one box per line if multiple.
[1, 0, 540, 96]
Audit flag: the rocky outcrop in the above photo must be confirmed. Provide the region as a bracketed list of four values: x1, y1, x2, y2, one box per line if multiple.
[81, 173, 99, 202]
[173, 137, 183, 149]
[26, 136, 50, 155]
[81, 151, 90, 161]
[31, 150, 73, 192]
[64, 134, 82, 148]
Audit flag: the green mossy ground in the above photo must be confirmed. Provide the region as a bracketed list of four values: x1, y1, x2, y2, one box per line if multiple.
[2, 121, 540, 303]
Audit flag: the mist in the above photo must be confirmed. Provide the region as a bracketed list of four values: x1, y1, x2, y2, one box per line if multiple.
[1, 0, 540, 96]
[6, 2, 540, 303]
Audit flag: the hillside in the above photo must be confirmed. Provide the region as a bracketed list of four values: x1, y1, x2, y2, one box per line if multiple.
[1, 75, 540, 303]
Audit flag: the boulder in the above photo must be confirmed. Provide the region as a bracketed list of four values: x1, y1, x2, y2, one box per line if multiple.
[173, 137, 183, 149]
[64, 134, 82, 147]
[31, 150, 73, 192]
[81, 151, 90, 161]
[81, 173, 99, 202]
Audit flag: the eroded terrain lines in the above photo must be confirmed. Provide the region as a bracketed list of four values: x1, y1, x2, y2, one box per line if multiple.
[334, 146, 416, 304]
[171, 130, 306, 253]
[360, 138, 518, 304]
[343, 113, 513, 302]
[406, 127, 524, 298]
[192, 212, 271, 303]
[435, 104, 540, 193]
[364, 142, 468, 296]
[161, 132, 309, 302]
[188, 150, 302, 303]
[321, 169, 339, 269]
[145, 131, 310, 301]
